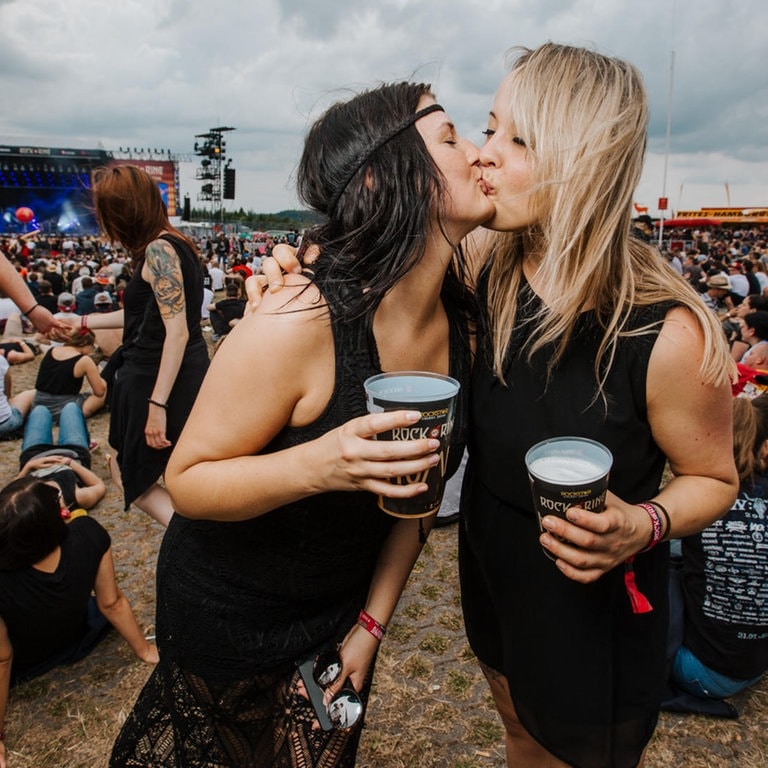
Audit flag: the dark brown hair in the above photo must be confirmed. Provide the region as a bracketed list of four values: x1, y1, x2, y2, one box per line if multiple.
[0, 477, 66, 570]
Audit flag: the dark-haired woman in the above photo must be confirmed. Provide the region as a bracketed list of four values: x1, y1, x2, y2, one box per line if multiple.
[111, 82, 492, 767]
[71, 165, 209, 526]
[0, 477, 157, 766]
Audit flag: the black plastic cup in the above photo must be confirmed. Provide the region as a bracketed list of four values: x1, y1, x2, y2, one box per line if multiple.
[364, 371, 460, 518]
[525, 437, 613, 560]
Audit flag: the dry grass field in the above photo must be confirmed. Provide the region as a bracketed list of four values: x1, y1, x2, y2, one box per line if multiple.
[3, 347, 768, 767]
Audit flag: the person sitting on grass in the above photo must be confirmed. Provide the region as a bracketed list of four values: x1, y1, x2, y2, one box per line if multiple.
[206, 280, 246, 341]
[33, 327, 106, 421]
[0, 477, 158, 767]
[0, 354, 35, 441]
[15, 402, 106, 513]
[664, 394, 768, 717]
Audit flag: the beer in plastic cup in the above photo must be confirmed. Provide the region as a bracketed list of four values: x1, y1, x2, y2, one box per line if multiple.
[525, 436, 613, 560]
[364, 371, 460, 518]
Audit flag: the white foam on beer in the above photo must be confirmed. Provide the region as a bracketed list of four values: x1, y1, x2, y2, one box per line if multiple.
[528, 455, 606, 483]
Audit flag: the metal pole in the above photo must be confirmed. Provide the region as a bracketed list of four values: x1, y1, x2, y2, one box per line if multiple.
[659, 49, 674, 250]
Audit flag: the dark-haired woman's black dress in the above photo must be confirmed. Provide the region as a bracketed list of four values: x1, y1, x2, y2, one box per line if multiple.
[110, 272, 471, 767]
[460, 273, 673, 768]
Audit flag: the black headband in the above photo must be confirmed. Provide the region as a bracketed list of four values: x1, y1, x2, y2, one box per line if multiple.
[327, 103, 445, 215]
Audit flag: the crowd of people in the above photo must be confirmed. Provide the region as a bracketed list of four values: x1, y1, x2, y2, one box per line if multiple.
[0, 40, 767, 768]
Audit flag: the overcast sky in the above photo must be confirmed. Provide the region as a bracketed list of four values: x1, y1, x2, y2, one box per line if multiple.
[1, 0, 766, 216]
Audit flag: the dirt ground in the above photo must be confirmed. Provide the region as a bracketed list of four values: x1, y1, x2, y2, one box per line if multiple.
[3, 347, 768, 767]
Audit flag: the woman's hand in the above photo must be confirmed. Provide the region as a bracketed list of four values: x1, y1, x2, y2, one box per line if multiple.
[312, 410, 440, 498]
[19, 455, 70, 475]
[28, 305, 71, 341]
[145, 406, 172, 450]
[539, 491, 652, 583]
[328, 623, 380, 701]
[244, 244, 311, 311]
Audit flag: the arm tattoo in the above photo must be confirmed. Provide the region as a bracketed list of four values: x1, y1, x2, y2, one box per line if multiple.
[146, 240, 185, 319]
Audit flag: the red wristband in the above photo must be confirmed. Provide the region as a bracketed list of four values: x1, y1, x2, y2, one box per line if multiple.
[358, 609, 386, 641]
[637, 502, 663, 553]
[81, 314, 88, 330]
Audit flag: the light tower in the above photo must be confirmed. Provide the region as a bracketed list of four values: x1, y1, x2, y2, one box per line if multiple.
[193, 126, 235, 223]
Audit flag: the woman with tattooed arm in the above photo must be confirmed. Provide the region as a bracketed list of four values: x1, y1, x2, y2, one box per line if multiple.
[70, 166, 209, 526]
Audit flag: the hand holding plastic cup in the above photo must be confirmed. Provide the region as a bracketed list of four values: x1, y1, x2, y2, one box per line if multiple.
[525, 436, 613, 560]
[364, 371, 460, 518]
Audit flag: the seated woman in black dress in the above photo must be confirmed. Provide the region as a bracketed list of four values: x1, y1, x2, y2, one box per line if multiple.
[0, 477, 158, 764]
[110, 81, 492, 767]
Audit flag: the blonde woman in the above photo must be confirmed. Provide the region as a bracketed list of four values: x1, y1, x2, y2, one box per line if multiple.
[461, 44, 738, 767]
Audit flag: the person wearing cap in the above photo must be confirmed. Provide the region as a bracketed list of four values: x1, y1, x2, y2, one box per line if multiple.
[36, 280, 58, 315]
[702, 273, 733, 318]
[93, 291, 115, 312]
[42, 261, 64, 297]
[95, 269, 113, 289]
[89, 293, 122, 359]
[55, 292, 76, 317]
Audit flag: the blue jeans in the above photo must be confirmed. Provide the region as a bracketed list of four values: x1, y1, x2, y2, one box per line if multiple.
[0, 406, 24, 437]
[22, 403, 89, 452]
[672, 645, 763, 699]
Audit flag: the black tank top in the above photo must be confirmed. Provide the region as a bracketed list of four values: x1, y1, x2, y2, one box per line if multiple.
[157, 268, 472, 680]
[470, 273, 673, 508]
[122, 233, 206, 365]
[35, 351, 84, 395]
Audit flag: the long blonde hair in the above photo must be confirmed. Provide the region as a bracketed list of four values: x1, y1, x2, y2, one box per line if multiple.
[485, 43, 733, 390]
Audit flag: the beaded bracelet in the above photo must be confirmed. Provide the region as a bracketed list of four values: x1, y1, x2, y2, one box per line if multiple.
[358, 609, 386, 641]
[637, 502, 664, 553]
